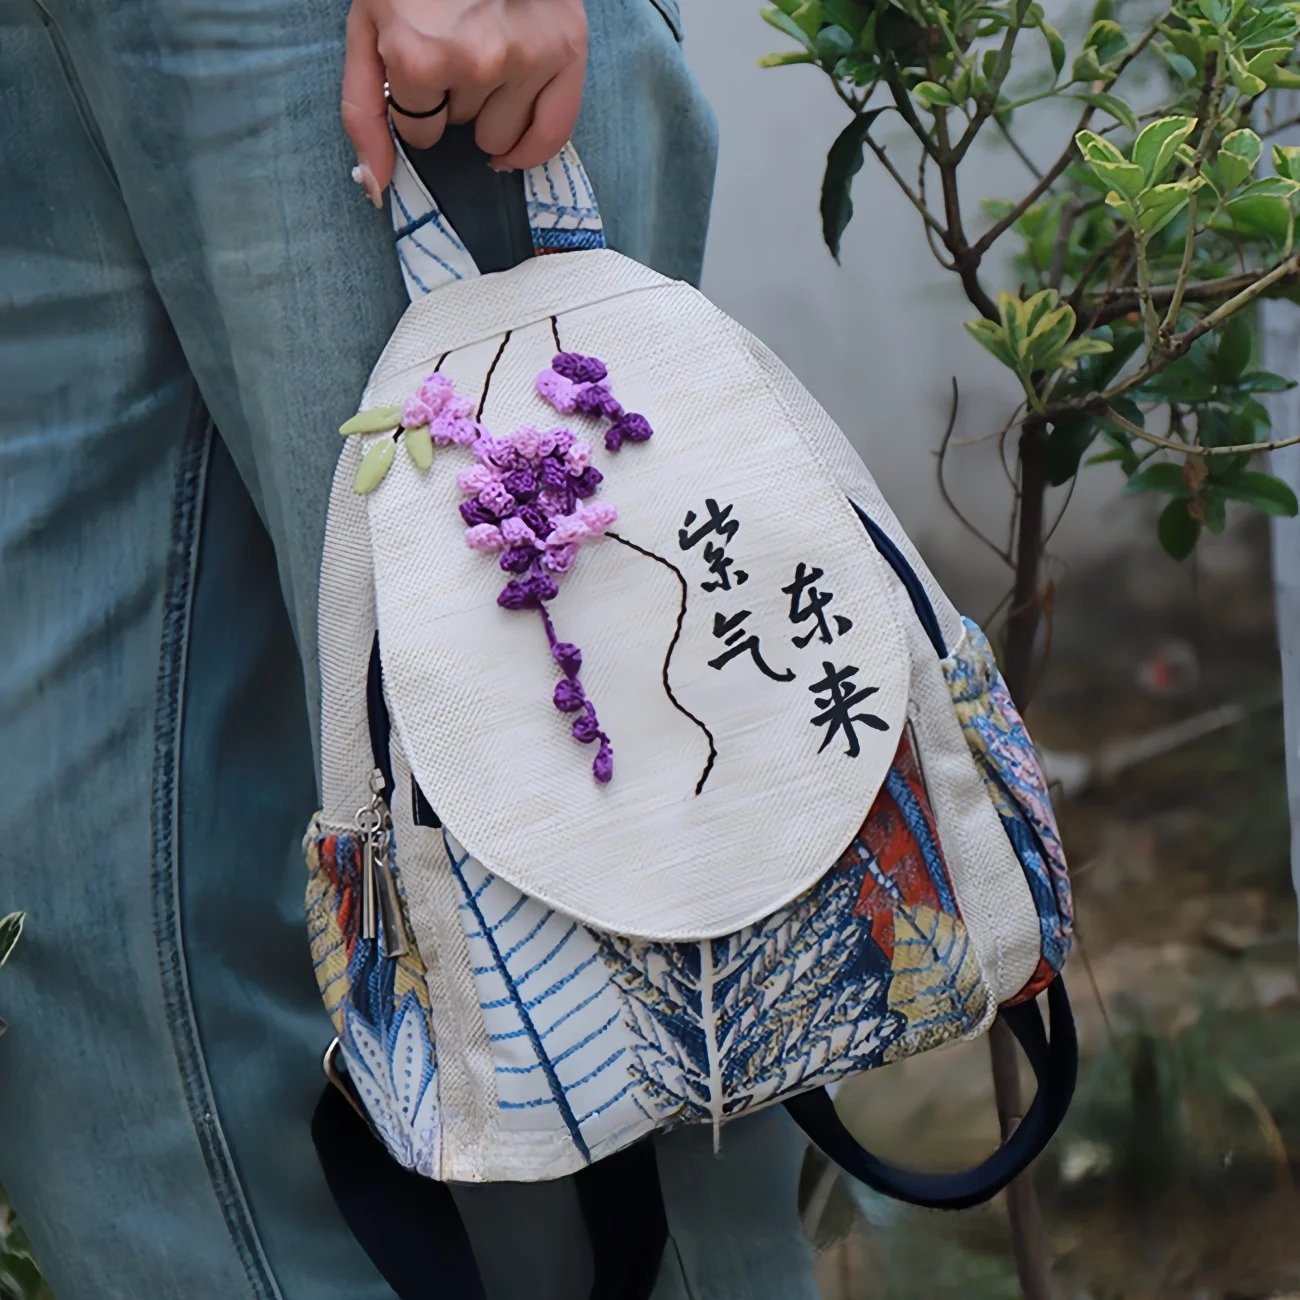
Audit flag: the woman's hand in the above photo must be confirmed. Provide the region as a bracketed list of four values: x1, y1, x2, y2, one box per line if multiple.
[342, 0, 588, 206]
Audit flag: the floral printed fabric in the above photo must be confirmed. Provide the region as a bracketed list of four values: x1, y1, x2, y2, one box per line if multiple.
[304, 828, 440, 1175]
[943, 618, 1072, 1000]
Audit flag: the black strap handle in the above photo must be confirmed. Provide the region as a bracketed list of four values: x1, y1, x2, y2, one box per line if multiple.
[784, 976, 1077, 1211]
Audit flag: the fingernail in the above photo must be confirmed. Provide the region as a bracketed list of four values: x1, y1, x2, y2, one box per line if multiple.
[489, 160, 516, 174]
[351, 161, 383, 209]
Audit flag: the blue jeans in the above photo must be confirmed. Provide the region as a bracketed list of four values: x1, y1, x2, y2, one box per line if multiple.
[0, 1, 821, 1297]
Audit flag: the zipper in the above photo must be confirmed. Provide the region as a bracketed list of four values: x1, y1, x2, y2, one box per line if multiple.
[355, 768, 408, 958]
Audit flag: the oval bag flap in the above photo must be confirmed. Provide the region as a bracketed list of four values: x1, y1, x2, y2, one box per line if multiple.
[360, 252, 911, 940]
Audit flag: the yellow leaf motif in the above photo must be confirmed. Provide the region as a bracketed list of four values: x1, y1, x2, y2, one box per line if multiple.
[883, 904, 990, 1063]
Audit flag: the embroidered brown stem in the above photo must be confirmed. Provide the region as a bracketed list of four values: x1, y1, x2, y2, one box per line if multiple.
[607, 531, 717, 795]
[476, 331, 512, 422]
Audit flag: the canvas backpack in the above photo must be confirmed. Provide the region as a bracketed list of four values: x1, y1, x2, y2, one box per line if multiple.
[307, 136, 1078, 1216]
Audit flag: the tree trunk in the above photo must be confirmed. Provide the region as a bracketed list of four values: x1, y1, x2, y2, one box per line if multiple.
[993, 417, 1053, 1300]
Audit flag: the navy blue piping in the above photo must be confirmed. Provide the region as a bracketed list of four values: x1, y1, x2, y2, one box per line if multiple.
[851, 501, 947, 658]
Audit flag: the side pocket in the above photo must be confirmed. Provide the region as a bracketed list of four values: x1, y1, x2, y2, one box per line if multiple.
[303, 817, 441, 1176]
[942, 620, 1073, 1000]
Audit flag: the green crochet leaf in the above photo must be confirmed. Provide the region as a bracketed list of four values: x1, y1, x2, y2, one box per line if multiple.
[340, 406, 402, 437]
[404, 424, 434, 470]
[353, 438, 396, 494]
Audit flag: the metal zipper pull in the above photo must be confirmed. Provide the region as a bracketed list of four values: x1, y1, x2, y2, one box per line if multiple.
[356, 769, 408, 958]
[375, 830, 409, 959]
[356, 770, 385, 943]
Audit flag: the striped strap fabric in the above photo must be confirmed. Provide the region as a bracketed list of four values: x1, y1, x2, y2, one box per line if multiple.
[389, 135, 605, 301]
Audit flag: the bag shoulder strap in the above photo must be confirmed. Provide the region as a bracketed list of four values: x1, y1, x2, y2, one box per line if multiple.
[389, 127, 604, 301]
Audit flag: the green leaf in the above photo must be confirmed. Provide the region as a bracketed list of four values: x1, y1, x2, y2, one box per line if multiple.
[0, 912, 23, 967]
[815, 24, 854, 64]
[1245, 45, 1295, 85]
[1136, 178, 1204, 235]
[1132, 115, 1197, 184]
[1084, 18, 1128, 62]
[964, 318, 1019, 371]
[858, 9, 878, 51]
[1086, 446, 1132, 465]
[1196, 0, 1227, 26]
[1026, 306, 1077, 370]
[913, 80, 956, 107]
[1229, 51, 1267, 94]
[1058, 336, 1115, 368]
[1071, 47, 1111, 83]
[1215, 313, 1253, 382]
[1126, 461, 1191, 497]
[339, 406, 402, 437]
[1158, 497, 1201, 559]
[1076, 129, 1127, 167]
[1235, 369, 1297, 393]
[790, 0, 824, 36]
[1162, 24, 1207, 76]
[821, 0, 868, 37]
[834, 51, 879, 83]
[1077, 91, 1139, 131]
[1162, 50, 1199, 82]
[1097, 166, 1146, 208]
[1218, 470, 1300, 515]
[1235, 7, 1299, 48]
[404, 424, 434, 470]
[1236, 175, 1300, 200]
[759, 49, 818, 66]
[1041, 22, 1066, 75]
[1047, 414, 1099, 484]
[1213, 128, 1263, 193]
[819, 110, 885, 261]
[1273, 144, 1300, 182]
[1201, 488, 1228, 534]
[1223, 191, 1293, 244]
[353, 437, 397, 495]
[761, 7, 816, 48]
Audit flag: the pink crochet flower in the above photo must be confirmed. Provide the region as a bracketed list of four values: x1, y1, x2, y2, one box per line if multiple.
[564, 441, 593, 476]
[542, 543, 580, 573]
[456, 464, 501, 494]
[577, 501, 618, 532]
[431, 412, 479, 447]
[512, 425, 545, 461]
[402, 394, 436, 429]
[464, 524, 506, 553]
[500, 516, 538, 547]
[418, 373, 455, 409]
[479, 482, 516, 516]
[536, 369, 580, 414]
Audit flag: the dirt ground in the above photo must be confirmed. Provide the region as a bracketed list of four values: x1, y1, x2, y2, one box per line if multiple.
[810, 515, 1300, 1300]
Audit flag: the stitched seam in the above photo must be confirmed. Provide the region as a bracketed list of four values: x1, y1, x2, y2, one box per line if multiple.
[31, 2, 119, 189]
[151, 409, 282, 1300]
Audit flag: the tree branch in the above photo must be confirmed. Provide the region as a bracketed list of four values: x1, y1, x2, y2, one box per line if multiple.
[1102, 405, 1300, 456]
[1081, 261, 1300, 329]
[1049, 255, 1300, 417]
[864, 133, 952, 246]
[969, 15, 1167, 261]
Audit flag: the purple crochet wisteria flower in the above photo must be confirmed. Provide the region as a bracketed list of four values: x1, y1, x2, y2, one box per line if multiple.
[432, 383, 618, 784]
[535, 352, 654, 455]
